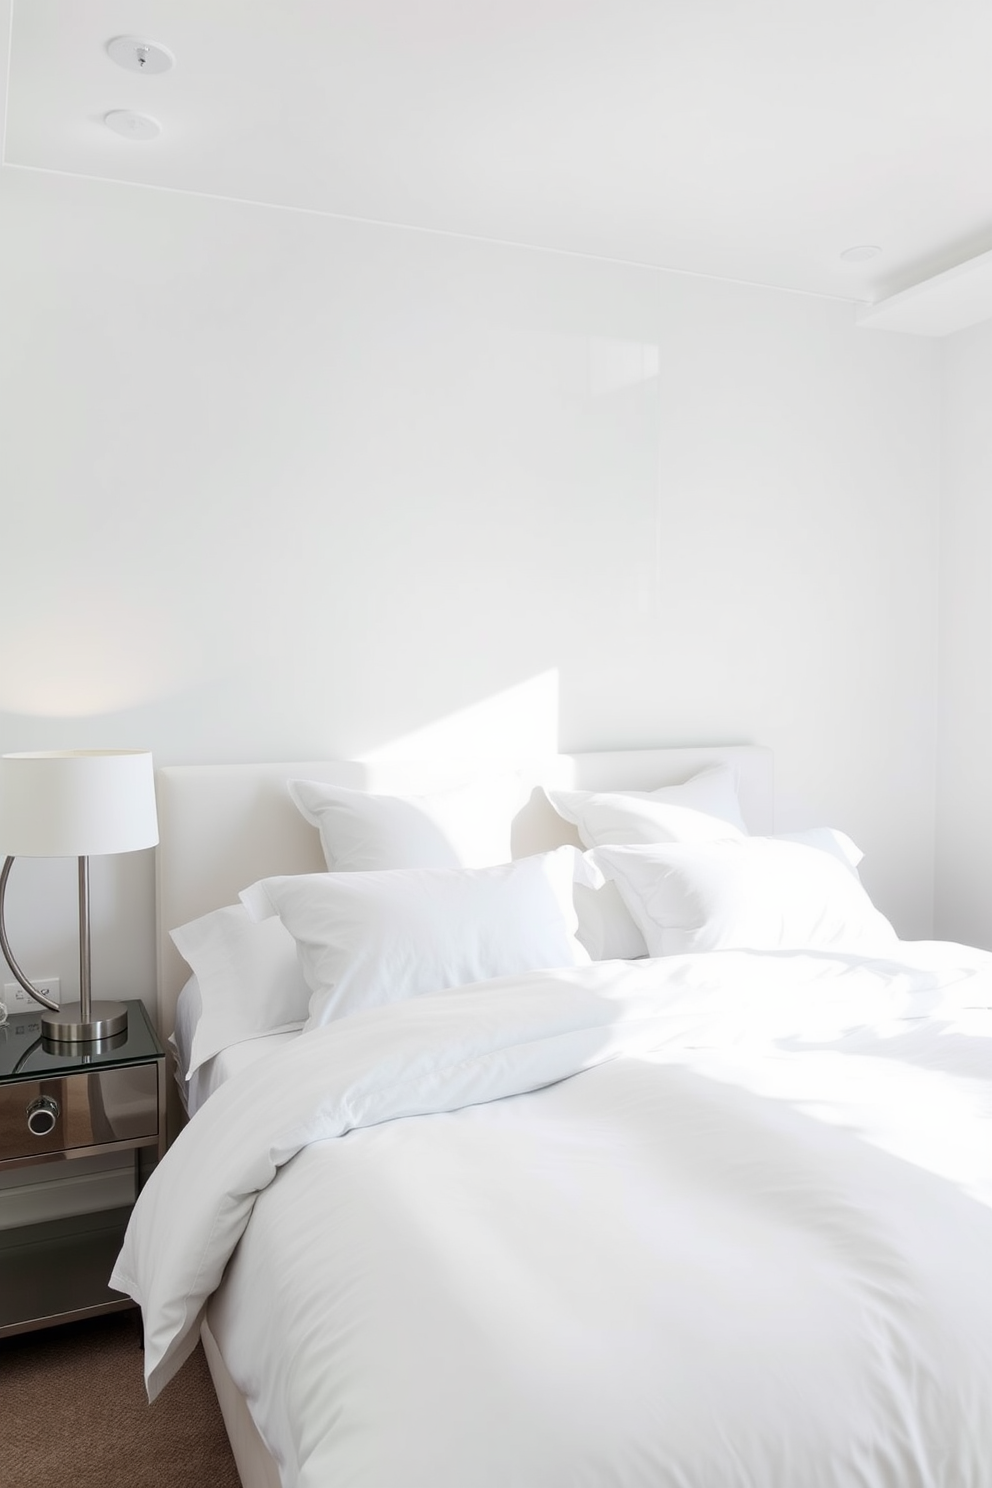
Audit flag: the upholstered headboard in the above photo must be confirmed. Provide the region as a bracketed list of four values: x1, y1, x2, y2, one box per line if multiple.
[155, 745, 773, 1043]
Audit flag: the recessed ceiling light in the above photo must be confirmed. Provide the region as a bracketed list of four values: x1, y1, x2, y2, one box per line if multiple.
[840, 245, 882, 263]
[104, 110, 161, 142]
[106, 36, 175, 74]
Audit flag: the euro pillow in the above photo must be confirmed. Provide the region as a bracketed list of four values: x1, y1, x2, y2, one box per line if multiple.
[170, 905, 310, 1077]
[240, 847, 598, 1029]
[545, 763, 748, 849]
[593, 837, 896, 957]
[289, 774, 523, 872]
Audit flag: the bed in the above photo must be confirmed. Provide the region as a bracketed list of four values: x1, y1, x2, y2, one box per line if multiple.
[112, 746, 992, 1488]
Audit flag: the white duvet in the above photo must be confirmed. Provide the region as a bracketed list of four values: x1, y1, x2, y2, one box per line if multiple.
[113, 944, 992, 1488]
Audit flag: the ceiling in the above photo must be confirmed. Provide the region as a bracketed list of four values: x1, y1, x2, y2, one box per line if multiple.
[3, 0, 991, 313]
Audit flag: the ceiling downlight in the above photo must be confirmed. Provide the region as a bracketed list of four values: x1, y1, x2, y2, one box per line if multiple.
[840, 245, 882, 263]
[104, 110, 161, 142]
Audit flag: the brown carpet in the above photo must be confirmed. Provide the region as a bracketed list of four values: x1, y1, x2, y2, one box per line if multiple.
[0, 1312, 242, 1487]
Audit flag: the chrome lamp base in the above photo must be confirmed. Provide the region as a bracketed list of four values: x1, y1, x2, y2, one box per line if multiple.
[41, 1000, 129, 1045]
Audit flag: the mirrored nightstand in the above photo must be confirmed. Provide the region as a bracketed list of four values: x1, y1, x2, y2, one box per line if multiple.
[0, 999, 165, 1336]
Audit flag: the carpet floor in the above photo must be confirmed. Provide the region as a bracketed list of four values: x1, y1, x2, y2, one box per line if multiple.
[1, 1311, 242, 1487]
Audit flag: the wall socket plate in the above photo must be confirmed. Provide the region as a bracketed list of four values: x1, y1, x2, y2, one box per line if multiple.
[3, 977, 61, 1011]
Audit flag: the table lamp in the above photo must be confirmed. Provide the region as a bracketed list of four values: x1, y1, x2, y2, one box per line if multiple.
[0, 750, 159, 1044]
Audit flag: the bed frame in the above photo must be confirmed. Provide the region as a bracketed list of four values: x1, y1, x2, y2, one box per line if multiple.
[154, 745, 773, 1488]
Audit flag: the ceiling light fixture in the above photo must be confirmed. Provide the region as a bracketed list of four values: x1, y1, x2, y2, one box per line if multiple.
[106, 36, 175, 74]
[104, 110, 161, 141]
[840, 245, 882, 263]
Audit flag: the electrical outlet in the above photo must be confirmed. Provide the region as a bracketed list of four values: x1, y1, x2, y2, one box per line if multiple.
[3, 977, 61, 1011]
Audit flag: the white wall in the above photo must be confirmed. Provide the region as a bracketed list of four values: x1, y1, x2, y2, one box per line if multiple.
[0, 167, 943, 1027]
[934, 319, 992, 949]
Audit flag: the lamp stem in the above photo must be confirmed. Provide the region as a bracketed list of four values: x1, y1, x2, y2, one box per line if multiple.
[78, 855, 92, 1024]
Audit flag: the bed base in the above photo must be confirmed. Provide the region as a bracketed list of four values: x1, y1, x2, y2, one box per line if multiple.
[201, 1318, 282, 1488]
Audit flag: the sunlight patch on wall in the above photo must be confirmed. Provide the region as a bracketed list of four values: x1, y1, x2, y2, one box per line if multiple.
[359, 671, 560, 764]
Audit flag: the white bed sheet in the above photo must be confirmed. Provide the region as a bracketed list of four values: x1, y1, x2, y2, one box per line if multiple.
[117, 942, 992, 1488]
[171, 977, 300, 1117]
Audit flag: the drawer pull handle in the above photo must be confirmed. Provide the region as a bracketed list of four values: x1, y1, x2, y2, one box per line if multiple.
[26, 1095, 59, 1136]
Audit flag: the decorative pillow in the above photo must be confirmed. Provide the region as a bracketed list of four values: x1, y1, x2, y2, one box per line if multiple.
[240, 847, 599, 1029]
[170, 905, 310, 1077]
[545, 764, 747, 848]
[593, 837, 896, 957]
[288, 775, 523, 872]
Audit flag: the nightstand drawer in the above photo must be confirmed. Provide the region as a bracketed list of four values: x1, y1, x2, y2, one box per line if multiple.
[0, 1065, 160, 1163]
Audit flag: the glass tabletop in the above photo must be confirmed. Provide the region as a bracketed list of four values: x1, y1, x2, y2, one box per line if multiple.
[0, 1000, 161, 1081]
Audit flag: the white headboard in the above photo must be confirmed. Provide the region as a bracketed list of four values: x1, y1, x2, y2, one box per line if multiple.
[156, 745, 773, 1040]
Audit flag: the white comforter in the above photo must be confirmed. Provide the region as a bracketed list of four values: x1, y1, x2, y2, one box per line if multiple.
[113, 944, 992, 1488]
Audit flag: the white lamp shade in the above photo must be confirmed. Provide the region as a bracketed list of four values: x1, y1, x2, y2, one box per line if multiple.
[0, 750, 159, 857]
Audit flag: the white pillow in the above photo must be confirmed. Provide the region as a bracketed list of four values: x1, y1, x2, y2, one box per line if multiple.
[593, 837, 896, 956]
[772, 828, 864, 876]
[289, 775, 523, 872]
[573, 831, 863, 959]
[170, 905, 310, 1076]
[545, 764, 748, 848]
[169, 974, 203, 1080]
[240, 848, 598, 1029]
[573, 881, 649, 961]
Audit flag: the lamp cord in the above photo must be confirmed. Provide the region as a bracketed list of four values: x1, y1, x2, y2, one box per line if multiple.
[0, 856, 61, 1013]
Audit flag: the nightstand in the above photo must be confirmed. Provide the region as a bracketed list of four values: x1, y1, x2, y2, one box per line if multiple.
[0, 999, 165, 1337]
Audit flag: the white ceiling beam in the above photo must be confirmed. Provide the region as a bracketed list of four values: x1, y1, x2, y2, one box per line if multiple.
[857, 248, 992, 337]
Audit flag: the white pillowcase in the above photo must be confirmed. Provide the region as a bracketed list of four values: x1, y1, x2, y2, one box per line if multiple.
[241, 848, 597, 1029]
[170, 905, 310, 1077]
[593, 837, 896, 956]
[545, 764, 748, 849]
[571, 829, 864, 961]
[773, 828, 864, 876]
[572, 830, 863, 963]
[169, 974, 203, 1081]
[544, 765, 747, 958]
[289, 775, 522, 872]
[573, 881, 649, 961]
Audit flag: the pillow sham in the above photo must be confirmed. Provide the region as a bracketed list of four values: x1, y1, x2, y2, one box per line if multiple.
[545, 763, 748, 849]
[593, 837, 896, 957]
[289, 774, 523, 872]
[241, 847, 598, 1029]
[170, 904, 310, 1077]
